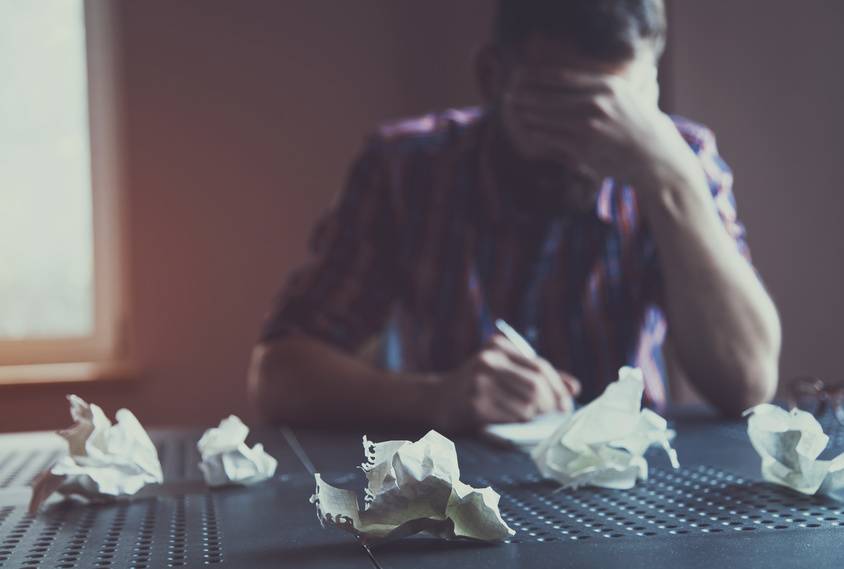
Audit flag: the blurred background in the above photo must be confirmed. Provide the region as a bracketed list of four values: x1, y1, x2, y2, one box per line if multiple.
[1, 0, 842, 432]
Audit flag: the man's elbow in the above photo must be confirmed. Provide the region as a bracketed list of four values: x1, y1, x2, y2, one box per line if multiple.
[248, 341, 310, 425]
[720, 312, 783, 417]
[733, 365, 778, 416]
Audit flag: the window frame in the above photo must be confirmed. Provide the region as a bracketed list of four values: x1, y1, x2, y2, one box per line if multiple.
[0, 0, 128, 371]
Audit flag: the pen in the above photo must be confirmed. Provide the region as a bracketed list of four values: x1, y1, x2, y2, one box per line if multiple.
[494, 319, 537, 358]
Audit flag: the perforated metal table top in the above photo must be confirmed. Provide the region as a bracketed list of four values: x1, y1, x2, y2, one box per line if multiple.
[1, 411, 843, 568]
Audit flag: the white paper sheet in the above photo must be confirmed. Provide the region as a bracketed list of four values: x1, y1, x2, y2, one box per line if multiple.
[29, 395, 163, 513]
[531, 367, 679, 490]
[745, 403, 844, 497]
[311, 430, 515, 542]
[197, 415, 277, 487]
[483, 411, 572, 450]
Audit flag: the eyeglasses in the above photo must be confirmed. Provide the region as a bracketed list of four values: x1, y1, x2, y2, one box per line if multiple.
[786, 375, 844, 426]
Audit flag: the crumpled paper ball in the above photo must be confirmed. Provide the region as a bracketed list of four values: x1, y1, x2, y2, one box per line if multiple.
[29, 395, 163, 513]
[311, 430, 515, 542]
[197, 415, 277, 487]
[745, 403, 844, 497]
[531, 367, 679, 490]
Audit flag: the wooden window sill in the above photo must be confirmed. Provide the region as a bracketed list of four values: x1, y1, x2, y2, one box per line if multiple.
[0, 362, 138, 387]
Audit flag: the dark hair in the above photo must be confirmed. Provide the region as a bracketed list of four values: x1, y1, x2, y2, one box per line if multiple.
[494, 0, 666, 62]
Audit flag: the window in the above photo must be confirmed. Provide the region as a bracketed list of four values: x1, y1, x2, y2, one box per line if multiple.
[0, 0, 126, 375]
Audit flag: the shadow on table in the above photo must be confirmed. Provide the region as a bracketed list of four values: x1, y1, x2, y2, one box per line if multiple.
[372, 536, 502, 554]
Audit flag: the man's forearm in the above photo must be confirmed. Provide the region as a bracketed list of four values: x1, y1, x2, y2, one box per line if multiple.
[248, 334, 439, 428]
[639, 169, 782, 416]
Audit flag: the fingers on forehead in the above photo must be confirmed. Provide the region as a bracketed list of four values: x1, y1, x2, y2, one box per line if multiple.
[514, 67, 612, 89]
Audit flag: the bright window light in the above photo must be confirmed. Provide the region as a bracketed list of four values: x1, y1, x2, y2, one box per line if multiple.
[0, 0, 93, 340]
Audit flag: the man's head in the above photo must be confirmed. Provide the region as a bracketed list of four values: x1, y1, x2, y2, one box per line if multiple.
[478, 0, 667, 211]
[480, 0, 666, 97]
[494, 0, 665, 64]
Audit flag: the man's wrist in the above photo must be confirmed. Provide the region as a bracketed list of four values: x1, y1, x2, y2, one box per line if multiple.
[635, 148, 709, 211]
[630, 111, 706, 193]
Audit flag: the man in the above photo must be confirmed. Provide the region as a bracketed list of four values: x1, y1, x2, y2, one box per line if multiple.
[249, 0, 781, 431]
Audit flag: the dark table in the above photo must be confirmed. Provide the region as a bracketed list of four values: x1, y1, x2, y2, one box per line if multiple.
[1, 409, 843, 568]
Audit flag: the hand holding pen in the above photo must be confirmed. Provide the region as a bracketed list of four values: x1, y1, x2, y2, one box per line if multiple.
[494, 319, 581, 408]
[430, 319, 581, 432]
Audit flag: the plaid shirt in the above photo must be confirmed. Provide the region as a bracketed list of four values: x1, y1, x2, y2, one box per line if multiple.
[261, 107, 750, 408]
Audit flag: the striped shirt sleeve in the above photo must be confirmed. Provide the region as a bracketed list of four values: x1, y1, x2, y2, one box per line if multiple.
[259, 136, 399, 352]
